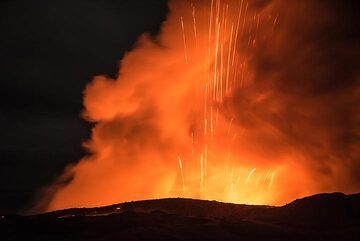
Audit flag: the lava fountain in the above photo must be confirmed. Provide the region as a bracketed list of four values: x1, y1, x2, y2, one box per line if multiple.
[39, 0, 360, 212]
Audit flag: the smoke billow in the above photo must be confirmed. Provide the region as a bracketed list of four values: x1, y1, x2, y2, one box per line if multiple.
[37, 0, 359, 212]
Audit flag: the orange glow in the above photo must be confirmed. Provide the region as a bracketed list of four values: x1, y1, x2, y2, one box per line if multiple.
[40, 0, 360, 212]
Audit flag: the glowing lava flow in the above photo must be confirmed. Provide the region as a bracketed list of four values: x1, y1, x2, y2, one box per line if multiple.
[173, 0, 281, 204]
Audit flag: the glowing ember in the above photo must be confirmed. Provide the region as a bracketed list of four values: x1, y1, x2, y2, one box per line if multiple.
[39, 0, 360, 211]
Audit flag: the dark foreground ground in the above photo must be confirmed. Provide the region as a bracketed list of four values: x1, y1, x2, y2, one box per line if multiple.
[1, 192, 360, 241]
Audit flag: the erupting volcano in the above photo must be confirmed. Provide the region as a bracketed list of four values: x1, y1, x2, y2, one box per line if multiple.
[35, 0, 360, 212]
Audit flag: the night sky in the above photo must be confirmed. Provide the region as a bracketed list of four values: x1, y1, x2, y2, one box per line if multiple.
[0, 0, 168, 214]
[0, 0, 359, 214]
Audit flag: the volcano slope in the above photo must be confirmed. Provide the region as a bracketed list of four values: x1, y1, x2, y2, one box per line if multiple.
[1, 192, 359, 241]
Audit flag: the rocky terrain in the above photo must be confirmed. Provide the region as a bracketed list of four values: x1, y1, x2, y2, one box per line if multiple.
[1, 192, 359, 240]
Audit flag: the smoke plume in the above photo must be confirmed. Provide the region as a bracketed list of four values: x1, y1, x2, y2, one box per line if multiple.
[37, 0, 359, 212]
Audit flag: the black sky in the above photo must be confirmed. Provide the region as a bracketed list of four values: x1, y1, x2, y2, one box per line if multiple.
[0, 0, 168, 214]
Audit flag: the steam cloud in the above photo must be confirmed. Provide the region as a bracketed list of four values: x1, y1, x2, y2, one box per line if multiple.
[35, 0, 359, 212]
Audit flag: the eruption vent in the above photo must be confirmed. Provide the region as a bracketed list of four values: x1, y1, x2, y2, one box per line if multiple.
[40, 0, 360, 211]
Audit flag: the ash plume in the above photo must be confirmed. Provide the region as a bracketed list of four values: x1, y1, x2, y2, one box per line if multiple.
[34, 0, 359, 212]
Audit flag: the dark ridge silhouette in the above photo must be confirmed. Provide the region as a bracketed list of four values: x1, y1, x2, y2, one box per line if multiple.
[1, 193, 359, 241]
